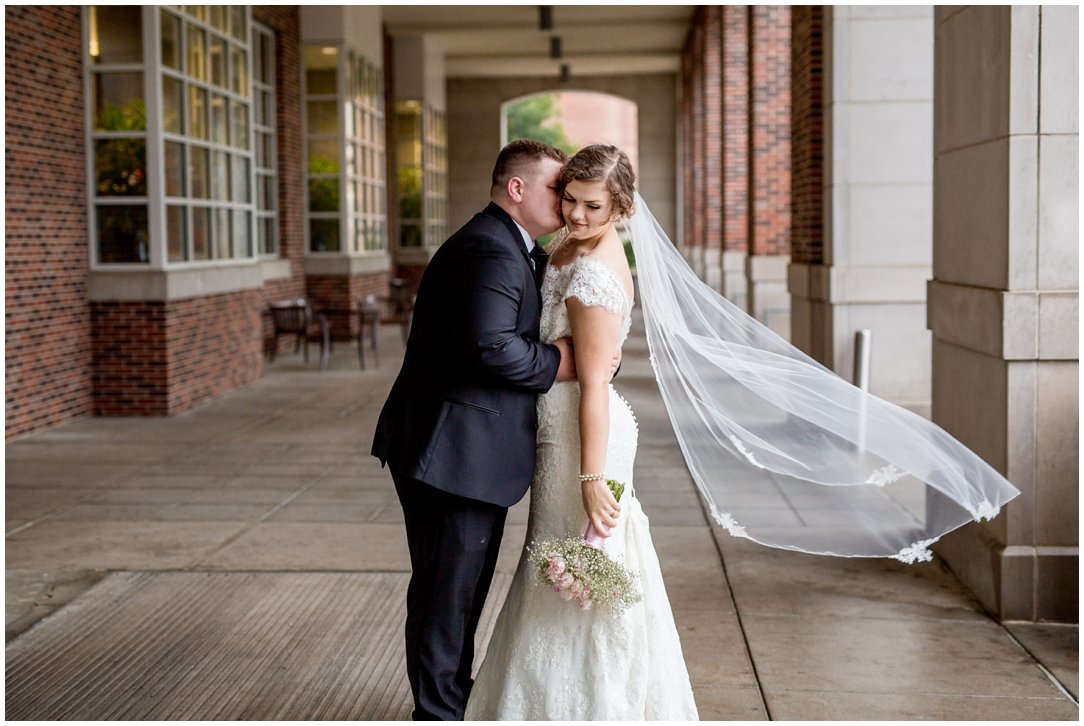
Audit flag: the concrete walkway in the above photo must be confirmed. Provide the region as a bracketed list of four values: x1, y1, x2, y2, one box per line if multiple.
[5, 312, 1078, 720]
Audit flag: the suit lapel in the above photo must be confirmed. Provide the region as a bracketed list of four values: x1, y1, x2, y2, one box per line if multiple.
[483, 202, 543, 304]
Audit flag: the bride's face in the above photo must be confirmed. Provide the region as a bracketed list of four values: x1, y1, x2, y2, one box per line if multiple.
[561, 179, 615, 241]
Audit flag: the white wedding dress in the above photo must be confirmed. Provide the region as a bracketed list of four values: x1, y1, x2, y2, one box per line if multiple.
[464, 247, 699, 721]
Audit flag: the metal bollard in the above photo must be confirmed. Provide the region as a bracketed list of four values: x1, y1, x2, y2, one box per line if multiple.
[853, 329, 872, 391]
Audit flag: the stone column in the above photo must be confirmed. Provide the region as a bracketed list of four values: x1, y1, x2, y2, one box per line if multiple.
[930, 5, 1078, 622]
[746, 6, 791, 339]
[790, 6, 934, 407]
[721, 5, 750, 311]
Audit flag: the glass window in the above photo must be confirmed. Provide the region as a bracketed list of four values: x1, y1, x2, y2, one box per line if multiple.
[166, 205, 187, 261]
[97, 205, 149, 263]
[164, 141, 185, 197]
[161, 10, 182, 71]
[89, 6, 142, 65]
[93, 73, 145, 131]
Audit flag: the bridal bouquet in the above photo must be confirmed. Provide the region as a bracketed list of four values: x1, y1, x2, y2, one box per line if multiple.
[527, 479, 641, 613]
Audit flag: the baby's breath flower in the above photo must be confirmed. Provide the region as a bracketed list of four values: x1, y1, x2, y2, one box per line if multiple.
[527, 537, 642, 614]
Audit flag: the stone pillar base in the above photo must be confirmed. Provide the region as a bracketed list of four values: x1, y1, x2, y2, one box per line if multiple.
[702, 247, 722, 291]
[722, 250, 748, 312]
[937, 524, 1079, 622]
[746, 254, 790, 341]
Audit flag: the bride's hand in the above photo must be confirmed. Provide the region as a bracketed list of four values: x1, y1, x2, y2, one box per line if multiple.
[582, 480, 621, 537]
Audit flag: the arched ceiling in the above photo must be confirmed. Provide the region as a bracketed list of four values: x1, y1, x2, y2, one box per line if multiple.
[381, 5, 694, 78]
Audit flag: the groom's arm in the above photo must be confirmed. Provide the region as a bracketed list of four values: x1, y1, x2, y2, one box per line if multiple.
[455, 240, 562, 392]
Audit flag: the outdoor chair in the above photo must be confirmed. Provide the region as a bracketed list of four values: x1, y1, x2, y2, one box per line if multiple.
[357, 294, 382, 370]
[387, 277, 415, 344]
[268, 298, 331, 372]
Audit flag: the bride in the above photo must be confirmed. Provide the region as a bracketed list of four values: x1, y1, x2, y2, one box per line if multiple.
[464, 145, 699, 720]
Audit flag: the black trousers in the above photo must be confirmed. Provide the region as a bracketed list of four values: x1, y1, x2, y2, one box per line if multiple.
[392, 472, 508, 721]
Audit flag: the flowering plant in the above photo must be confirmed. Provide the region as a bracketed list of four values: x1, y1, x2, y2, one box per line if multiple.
[528, 537, 641, 613]
[527, 479, 640, 613]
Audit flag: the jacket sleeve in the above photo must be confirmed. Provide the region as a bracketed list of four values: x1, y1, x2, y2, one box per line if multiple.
[454, 239, 561, 392]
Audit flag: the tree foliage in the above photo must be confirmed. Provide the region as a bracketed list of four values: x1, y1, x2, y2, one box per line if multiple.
[505, 94, 576, 155]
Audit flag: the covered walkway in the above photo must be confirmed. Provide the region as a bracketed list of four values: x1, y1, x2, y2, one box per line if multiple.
[5, 315, 1078, 719]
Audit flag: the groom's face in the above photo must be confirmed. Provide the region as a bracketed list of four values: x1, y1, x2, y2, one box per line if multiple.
[518, 158, 564, 239]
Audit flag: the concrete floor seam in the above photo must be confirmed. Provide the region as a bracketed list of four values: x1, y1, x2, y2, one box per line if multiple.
[1000, 624, 1079, 706]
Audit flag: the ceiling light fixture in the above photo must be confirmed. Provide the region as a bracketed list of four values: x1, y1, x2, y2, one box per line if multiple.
[550, 36, 562, 60]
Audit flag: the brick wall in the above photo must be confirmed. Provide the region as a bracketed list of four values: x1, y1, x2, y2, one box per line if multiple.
[681, 47, 693, 249]
[689, 13, 705, 255]
[722, 6, 750, 254]
[790, 6, 825, 265]
[92, 291, 264, 416]
[747, 6, 792, 257]
[702, 6, 723, 251]
[5, 6, 93, 439]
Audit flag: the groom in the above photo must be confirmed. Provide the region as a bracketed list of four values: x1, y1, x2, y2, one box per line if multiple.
[372, 140, 574, 720]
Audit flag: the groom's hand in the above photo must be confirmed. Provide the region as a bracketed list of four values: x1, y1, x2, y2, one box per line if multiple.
[554, 336, 577, 382]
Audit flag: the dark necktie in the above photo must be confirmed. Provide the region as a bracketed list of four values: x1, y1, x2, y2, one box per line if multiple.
[529, 243, 548, 291]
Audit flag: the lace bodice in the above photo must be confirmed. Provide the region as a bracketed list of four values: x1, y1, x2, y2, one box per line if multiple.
[540, 249, 633, 349]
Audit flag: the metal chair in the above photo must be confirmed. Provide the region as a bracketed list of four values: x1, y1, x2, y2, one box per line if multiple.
[387, 278, 415, 344]
[357, 294, 382, 370]
[268, 298, 331, 372]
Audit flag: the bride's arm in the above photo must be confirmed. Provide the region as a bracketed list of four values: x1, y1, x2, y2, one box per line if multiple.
[566, 297, 623, 538]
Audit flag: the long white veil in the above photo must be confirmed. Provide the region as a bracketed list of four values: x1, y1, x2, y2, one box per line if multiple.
[626, 193, 1020, 562]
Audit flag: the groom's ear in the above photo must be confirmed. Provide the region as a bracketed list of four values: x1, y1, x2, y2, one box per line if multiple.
[506, 176, 526, 203]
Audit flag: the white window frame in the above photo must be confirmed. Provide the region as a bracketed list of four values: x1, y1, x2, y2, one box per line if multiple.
[83, 5, 258, 271]
[252, 20, 278, 258]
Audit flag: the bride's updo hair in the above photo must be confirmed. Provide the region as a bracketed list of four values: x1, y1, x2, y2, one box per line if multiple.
[558, 144, 636, 219]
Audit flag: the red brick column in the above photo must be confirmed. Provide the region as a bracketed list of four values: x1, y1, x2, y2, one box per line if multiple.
[689, 12, 706, 269]
[722, 6, 750, 257]
[681, 45, 694, 250]
[5, 6, 93, 439]
[701, 6, 724, 289]
[745, 6, 791, 335]
[747, 5, 791, 258]
[790, 6, 825, 267]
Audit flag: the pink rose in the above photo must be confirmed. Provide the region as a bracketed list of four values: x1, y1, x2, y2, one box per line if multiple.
[557, 573, 574, 590]
[546, 556, 566, 578]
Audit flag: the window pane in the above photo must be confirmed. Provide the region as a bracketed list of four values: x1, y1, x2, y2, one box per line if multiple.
[231, 155, 250, 203]
[259, 89, 273, 128]
[259, 175, 274, 211]
[209, 36, 226, 88]
[183, 5, 207, 22]
[186, 24, 206, 80]
[161, 10, 182, 71]
[259, 216, 276, 255]
[233, 209, 251, 257]
[89, 6, 142, 65]
[308, 139, 339, 173]
[210, 92, 228, 144]
[189, 145, 209, 198]
[213, 207, 230, 258]
[229, 5, 246, 41]
[307, 101, 337, 135]
[210, 149, 229, 200]
[191, 206, 210, 259]
[188, 85, 207, 138]
[164, 141, 185, 196]
[97, 205, 149, 263]
[258, 33, 272, 85]
[208, 5, 227, 33]
[305, 46, 337, 95]
[167, 205, 187, 261]
[94, 139, 146, 196]
[230, 46, 248, 96]
[308, 178, 339, 212]
[229, 101, 248, 149]
[93, 73, 145, 131]
[162, 76, 183, 133]
[309, 218, 339, 252]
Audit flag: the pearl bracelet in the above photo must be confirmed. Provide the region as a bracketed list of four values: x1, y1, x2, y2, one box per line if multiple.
[578, 473, 605, 482]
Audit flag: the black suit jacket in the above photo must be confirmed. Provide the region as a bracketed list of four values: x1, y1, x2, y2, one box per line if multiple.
[371, 203, 561, 507]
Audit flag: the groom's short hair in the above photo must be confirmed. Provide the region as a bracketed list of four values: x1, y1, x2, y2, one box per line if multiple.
[491, 140, 568, 195]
